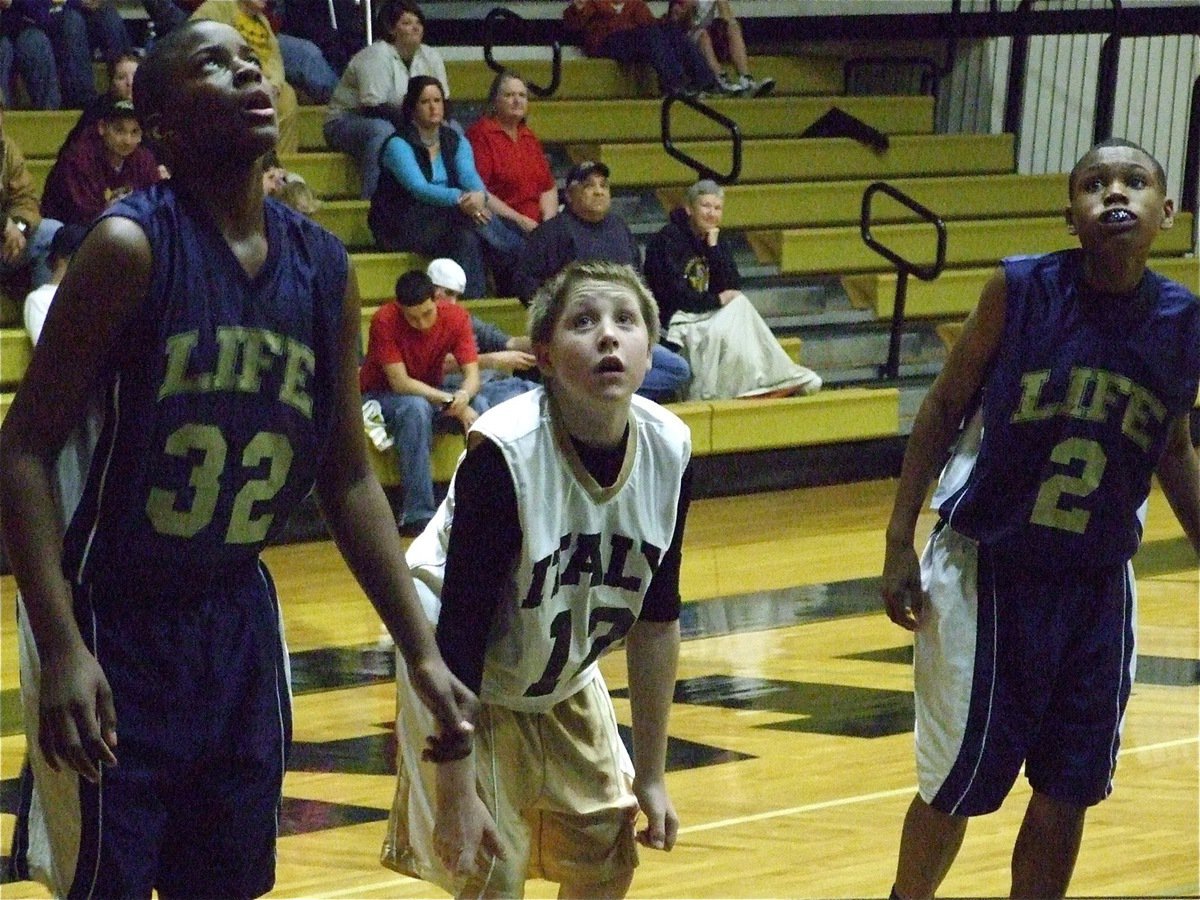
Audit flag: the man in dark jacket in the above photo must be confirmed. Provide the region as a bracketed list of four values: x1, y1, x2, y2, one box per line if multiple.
[513, 160, 690, 403]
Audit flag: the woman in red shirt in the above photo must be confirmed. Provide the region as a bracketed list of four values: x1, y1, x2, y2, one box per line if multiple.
[465, 70, 559, 236]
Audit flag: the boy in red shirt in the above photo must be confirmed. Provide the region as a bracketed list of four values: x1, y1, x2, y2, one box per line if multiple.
[360, 269, 485, 534]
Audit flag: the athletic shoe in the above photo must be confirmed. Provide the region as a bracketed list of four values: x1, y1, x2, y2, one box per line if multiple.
[748, 75, 776, 98]
[717, 73, 744, 96]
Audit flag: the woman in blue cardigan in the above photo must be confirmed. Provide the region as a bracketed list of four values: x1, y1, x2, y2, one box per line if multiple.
[368, 76, 523, 298]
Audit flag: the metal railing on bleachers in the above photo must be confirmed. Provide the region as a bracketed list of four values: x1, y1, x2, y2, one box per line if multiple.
[859, 182, 947, 381]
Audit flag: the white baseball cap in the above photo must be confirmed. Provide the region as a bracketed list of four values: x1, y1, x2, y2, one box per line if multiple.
[426, 258, 467, 294]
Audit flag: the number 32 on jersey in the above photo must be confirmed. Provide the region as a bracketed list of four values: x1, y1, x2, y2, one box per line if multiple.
[146, 424, 294, 544]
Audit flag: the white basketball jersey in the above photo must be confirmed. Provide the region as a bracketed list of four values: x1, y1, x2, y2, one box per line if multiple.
[407, 388, 691, 713]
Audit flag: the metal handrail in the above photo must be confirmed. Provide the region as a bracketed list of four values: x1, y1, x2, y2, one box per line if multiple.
[660, 93, 742, 185]
[481, 6, 562, 99]
[860, 182, 947, 381]
[1004, 0, 1122, 143]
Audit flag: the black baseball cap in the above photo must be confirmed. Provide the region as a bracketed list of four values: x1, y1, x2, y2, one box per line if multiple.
[100, 98, 138, 122]
[564, 160, 610, 189]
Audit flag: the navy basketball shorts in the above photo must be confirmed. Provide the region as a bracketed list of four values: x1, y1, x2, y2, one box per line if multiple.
[13, 561, 292, 899]
[913, 524, 1136, 817]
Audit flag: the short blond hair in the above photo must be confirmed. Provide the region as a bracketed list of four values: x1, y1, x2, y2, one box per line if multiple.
[528, 260, 660, 347]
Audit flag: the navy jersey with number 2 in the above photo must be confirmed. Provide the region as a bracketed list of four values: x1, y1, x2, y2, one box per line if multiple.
[938, 249, 1200, 566]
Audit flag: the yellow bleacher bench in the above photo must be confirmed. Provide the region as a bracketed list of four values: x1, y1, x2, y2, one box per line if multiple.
[656, 171, 1064, 229]
[351, 252, 428, 303]
[538, 94, 933, 146]
[845, 253, 1200, 320]
[595, 131, 1015, 189]
[1, 328, 33, 390]
[706, 387, 901, 453]
[444, 54, 844, 101]
[764, 212, 1196, 277]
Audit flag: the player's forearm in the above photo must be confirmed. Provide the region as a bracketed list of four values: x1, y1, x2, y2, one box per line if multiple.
[625, 618, 679, 780]
[318, 473, 441, 664]
[0, 450, 84, 659]
[886, 388, 964, 546]
[435, 751, 478, 803]
[1155, 421, 1200, 556]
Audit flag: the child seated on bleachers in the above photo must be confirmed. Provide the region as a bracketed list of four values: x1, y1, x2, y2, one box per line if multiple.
[40, 97, 163, 241]
[60, 51, 142, 152]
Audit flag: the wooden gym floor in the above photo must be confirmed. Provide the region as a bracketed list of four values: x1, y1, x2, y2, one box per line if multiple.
[1, 477, 1195, 898]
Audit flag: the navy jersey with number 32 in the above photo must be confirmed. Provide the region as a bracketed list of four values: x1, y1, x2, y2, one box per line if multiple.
[63, 183, 349, 592]
[938, 250, 1200, 566]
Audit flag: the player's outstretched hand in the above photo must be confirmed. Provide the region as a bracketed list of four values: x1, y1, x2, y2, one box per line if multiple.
[882, 541, 926, 631]
[408, 657, 477, 744]
[633, 777, 678, 851]
[38, 643, 118, 782]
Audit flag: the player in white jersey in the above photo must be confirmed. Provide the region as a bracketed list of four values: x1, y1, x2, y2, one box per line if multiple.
[382, 260, 693, 898]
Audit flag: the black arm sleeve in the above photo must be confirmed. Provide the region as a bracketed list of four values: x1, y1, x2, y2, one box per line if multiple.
[638, 460, 694, 622]
[434, 439, 522, 694]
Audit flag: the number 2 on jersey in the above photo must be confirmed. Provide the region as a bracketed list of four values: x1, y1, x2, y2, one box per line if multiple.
[1029, 437, 1107, 534]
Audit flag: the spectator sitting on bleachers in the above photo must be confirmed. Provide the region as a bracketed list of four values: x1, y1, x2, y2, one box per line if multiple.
[466, 70, 559, 235]
[563, 0, 721, 97]
[0, 100, 62, 291]
[190, 0, 302, 151]
[0, 13, 62, 108]
[426, 257, 538, 408]
[1, 0, 129, 109]
[324, 0, 449, 199]
[644, 178, 821, 400]
[663, 0, 774, 97]
[60, 50, 140, 151]
[40, 98, 162, 240]
[359, 269, 488, 536]
[512, 159, 691, 403]
[369, 76, 521, 299]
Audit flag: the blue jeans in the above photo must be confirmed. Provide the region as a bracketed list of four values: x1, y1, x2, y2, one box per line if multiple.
[367, 389, 489, 525]
[638, 343, 691, 403]
[600, 23, 717, 94]
[0, 29, 62, 108]
[278, 33, 338, 104]
[323, 112, 394, 198]
[45, 6, 96, 108]
[445, 370, 537, 409]
[82, 3, 132, 61]
[374, 204, 525, 299]
[1, 218, 64, 290]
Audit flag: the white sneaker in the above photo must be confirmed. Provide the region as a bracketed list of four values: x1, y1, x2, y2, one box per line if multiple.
[717, 73, 744, 96]
[746, 75, 776, 98]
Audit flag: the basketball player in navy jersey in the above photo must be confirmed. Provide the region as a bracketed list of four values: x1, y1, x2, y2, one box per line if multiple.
[0, 21, 473, 898]
[381, 260, 692, 898]
[881, 138, 1200, 899]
